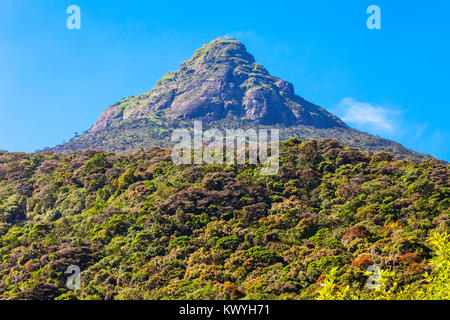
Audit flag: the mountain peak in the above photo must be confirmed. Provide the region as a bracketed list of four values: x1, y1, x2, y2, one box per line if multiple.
[51, 39, 428, 161]
[91, 38, 346, 131]
[186, 37, 255, 65]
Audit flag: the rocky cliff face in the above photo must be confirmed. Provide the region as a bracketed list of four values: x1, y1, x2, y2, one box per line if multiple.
[91, 38, 346, 131]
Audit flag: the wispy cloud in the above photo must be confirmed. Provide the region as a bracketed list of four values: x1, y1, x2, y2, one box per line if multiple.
[222, 30, 258, 42]
[334, 97, 449, 161]
[336, 97, 402, 135]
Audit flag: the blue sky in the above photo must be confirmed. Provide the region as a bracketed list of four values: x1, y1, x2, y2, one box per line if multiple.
[0, 0, 449, 160]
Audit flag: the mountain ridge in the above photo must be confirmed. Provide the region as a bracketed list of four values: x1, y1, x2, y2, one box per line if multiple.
[49, 38, 429, 161]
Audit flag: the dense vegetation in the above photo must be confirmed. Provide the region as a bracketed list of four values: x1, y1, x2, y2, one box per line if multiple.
[1, 138, 448, 300]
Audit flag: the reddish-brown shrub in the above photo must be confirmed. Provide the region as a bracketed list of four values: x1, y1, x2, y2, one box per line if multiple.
[342, 225, 367, 245]
[351, 254, 373, 269]
[398, 252, 421, 264]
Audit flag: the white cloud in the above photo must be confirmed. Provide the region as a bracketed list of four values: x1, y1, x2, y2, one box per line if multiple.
[337, 97, 401, 135]
[222, 30, 258, 42]
[334, 97, 448, 161]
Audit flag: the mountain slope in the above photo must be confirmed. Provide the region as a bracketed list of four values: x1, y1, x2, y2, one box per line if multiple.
[0, 140, 448, 299]
[50, 116, 427, 161]
[49, 38, 429, 161]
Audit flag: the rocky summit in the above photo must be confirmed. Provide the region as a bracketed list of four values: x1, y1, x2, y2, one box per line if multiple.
[91, 38, 346, 131]
[49, 38, 429, 161]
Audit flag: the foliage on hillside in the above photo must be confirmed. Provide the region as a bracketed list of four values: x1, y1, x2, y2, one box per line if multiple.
[1, 139, 448, 300]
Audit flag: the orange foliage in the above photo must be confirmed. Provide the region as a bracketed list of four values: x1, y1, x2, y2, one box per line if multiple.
[398, 252, 421, 264]
[351, 254, 373, 269]
[342, 225, 367, 245]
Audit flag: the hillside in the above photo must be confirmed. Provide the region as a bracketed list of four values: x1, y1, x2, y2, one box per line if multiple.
[50, 117, 428, 161]
[48, 38, 429, 161]
[0, 139, 448, 299]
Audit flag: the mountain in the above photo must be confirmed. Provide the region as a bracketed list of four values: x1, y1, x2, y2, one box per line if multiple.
[2, 38, 447, 301]
[49, 38, 428, 161]
[91, 38, 345, 130]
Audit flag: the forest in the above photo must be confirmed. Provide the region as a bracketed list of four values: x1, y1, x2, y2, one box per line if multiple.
[0, 138, 448, 299]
